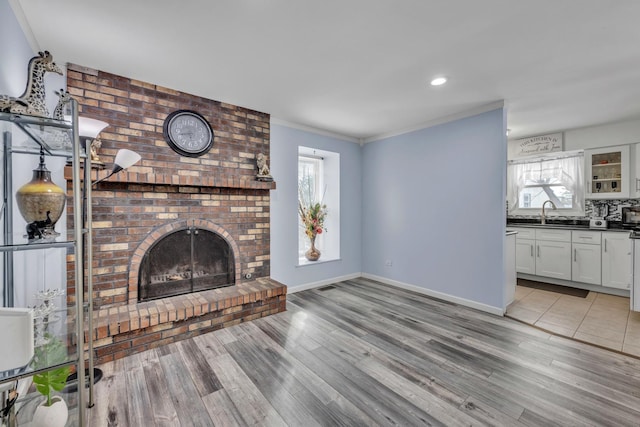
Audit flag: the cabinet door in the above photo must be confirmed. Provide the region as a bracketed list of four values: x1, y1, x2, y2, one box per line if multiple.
[505, 234, 517, 306]
[572, 243, 602, 285]
[602, 232, 632, 289]
[632, 240, 640, 311]
[633, 143, 640, 198]
[515, 239, 536, 274]
[585, 145, 629, 199]
[536, 240, 571, 279]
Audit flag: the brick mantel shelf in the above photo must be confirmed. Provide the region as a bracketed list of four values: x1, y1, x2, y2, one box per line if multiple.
[64, 168, 276, 191]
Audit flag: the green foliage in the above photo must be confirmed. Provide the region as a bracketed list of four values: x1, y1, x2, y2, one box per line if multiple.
[32, 335, 70, 406]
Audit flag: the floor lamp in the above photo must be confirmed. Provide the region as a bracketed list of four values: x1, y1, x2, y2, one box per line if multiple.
[77, 117, 140, 407]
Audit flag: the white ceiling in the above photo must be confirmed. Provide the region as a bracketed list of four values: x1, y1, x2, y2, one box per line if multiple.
[11, 0, 640, 142]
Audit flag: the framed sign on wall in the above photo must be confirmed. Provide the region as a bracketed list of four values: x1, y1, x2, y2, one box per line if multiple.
[509, 132, 563, 158]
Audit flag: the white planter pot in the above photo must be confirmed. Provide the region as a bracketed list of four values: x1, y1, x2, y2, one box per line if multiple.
[32, 396, 68, 427]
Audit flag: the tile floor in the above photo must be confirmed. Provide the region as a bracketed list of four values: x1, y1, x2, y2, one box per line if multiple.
[506, 285, 640, 357]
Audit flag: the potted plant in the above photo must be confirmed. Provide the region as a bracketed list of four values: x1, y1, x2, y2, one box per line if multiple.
[30, 335, 70, 427]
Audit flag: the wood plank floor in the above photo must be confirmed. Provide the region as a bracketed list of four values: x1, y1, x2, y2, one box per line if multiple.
[87, 278, 640, 426]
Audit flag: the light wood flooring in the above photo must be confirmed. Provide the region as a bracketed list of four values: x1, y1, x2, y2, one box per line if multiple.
[87, 278, 640, 426]
[507, 285, 640, 357]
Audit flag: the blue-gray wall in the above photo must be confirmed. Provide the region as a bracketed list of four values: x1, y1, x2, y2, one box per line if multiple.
[1, 0, 34, 94]
[361, 108, 507, 312]
[270, 124, 363, 290]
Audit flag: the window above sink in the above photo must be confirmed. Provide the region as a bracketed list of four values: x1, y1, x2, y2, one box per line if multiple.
[507, 150, 585, 217]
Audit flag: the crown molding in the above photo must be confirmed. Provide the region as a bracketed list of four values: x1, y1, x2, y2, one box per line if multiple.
[270, 117, 360, 144]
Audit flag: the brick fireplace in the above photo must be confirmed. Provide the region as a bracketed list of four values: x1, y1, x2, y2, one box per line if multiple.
[65, 64, 286, 364]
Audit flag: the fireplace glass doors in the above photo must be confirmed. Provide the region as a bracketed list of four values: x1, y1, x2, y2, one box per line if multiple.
[138, 227, 234, 302]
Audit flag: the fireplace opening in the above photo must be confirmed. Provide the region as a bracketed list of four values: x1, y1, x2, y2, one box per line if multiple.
[138, 227, 235, 302]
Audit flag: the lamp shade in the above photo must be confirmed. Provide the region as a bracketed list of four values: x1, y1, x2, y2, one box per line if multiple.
[92, 149, 141, 186]
[114, 149, 142, 171]
[78, 117, 109, 138]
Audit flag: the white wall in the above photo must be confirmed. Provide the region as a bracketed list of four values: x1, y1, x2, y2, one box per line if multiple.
[564, 118, 640, 151]
[361, 108, 507, 313]
[270, 123, 362, 291]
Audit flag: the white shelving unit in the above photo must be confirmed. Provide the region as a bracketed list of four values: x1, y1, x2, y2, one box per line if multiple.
[0, 101, 86, 426]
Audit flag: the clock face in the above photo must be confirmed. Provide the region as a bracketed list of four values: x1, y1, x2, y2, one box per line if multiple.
[163, 110, 214, 157]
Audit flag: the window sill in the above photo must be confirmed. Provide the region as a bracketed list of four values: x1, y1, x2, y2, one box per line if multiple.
[297, 257, 341, 267]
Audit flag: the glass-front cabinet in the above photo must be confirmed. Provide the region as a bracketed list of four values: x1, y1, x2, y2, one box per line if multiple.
[585, 145, 630, 199]
[633, 143, 640, 199]
[0, 106, 86, 426]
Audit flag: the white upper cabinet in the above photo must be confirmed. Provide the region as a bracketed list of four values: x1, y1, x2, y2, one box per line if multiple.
[632, 143, 640, 198]
[585, 145, 629, 199]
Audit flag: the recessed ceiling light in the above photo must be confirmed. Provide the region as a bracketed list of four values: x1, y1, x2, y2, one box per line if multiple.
[430, 77, 447, 86]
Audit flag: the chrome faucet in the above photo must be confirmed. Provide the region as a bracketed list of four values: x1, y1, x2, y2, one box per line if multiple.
[541, 200, 557, 224]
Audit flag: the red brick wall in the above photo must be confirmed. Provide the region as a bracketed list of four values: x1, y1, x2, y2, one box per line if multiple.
[65, 64, 274, 308]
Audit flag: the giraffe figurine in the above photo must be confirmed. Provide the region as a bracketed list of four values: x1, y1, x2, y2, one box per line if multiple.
[52, 89, 73, 121]
[0, 51, 63, 118]
[0, 95, 28, 112]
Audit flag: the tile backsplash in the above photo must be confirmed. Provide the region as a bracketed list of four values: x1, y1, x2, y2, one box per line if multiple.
[508, 199, 640, 221]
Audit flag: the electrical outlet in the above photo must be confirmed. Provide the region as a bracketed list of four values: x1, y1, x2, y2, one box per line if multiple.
[385, 260, 393, 267]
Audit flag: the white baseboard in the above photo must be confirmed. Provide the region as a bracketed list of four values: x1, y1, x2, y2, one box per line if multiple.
[361, 273, 505, 316]
[286, 272, 362, 294]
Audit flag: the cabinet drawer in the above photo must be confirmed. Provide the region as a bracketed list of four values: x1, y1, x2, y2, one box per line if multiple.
[572, 230, 601, 245]
[510, 227, 535, 240]
[535, 229, 571, 242]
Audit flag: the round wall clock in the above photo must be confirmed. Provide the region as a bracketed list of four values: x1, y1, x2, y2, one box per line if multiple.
[163, 110, 214, 157]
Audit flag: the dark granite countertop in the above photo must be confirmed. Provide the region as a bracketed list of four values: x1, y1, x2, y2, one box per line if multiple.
[507, 219, 633, 233]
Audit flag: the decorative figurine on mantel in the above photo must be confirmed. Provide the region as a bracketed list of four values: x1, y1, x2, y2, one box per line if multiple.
[89, 138, 105, 167]
[0, 51, 62, 118]
[256, 152, 273, 181]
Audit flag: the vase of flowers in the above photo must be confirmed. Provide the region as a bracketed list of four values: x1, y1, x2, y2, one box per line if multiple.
[298, 198, 327, 261]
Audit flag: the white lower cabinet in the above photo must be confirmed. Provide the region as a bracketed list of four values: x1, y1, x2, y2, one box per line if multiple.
[505, 233, 517, 307]
[536, 239, 572, 280]
[515, 238, 536, 274]
[571, 230, 602, 285]
[632, 239, 640, 311]
[602, 232, 632, 289]
[572, 243, 602, 285]
[511, 227, 631, 290]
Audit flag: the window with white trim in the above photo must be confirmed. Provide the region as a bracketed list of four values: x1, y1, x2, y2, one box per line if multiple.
[507, 151, 585, 216]
[298, 146, 340, 264]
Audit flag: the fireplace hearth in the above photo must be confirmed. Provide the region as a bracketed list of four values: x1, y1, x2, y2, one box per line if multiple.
[138, 226, 234, 302]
